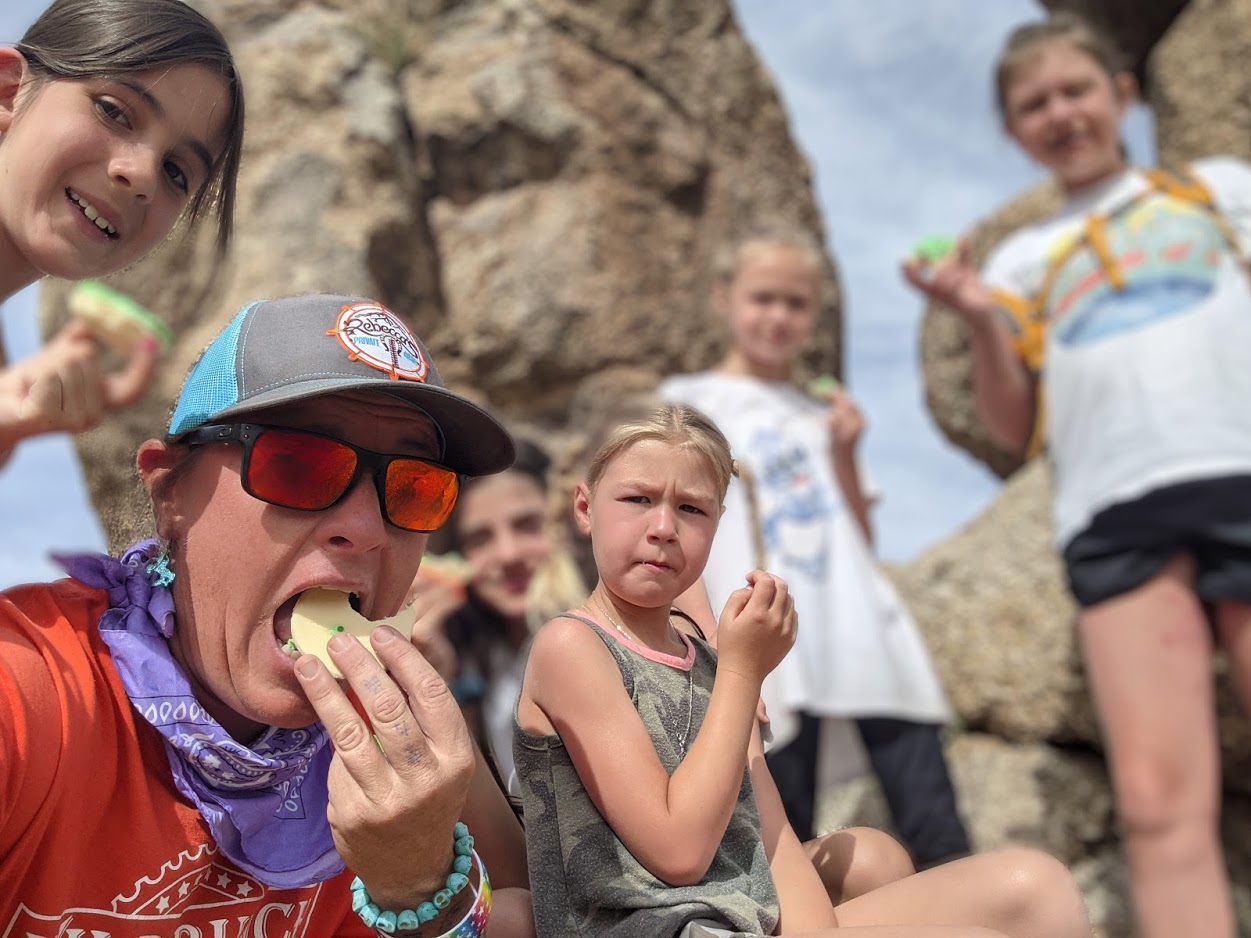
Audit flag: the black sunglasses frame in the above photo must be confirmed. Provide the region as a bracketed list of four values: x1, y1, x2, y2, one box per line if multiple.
[183, 422, 461, 533]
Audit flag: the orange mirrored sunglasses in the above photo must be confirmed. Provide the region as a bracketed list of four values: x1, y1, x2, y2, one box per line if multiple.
[184, 423, 460, 533]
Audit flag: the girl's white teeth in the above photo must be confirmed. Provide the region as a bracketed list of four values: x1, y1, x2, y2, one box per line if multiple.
[70, 191, 117, 236]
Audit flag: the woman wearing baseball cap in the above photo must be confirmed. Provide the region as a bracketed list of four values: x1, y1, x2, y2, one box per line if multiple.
[0, 294, 532, 936]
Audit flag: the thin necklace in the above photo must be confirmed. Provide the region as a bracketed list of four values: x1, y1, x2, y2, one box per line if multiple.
[593, 594, 638, 644]
[593, 594, 694, 757]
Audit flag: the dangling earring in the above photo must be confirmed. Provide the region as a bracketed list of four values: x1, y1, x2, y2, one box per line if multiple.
[146, 546, 176, 588]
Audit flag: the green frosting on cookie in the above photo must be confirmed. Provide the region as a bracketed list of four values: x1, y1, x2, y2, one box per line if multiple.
[912, 234, 956, 264]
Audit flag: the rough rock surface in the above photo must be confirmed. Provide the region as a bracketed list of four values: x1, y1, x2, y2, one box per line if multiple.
[44, 0, 839, 552]
[1042, 0, 1188, 85]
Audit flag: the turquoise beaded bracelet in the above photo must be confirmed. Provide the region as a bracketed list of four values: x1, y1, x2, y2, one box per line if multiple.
[350, 822, 491, 937]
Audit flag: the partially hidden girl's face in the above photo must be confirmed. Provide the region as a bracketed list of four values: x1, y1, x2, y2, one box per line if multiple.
[1002, 39, 1134, 191]
[716, 242, 819, 381]
[456, 471, 552, 623]
[575, 440, 722, 613]
[0, 54, 231, 291]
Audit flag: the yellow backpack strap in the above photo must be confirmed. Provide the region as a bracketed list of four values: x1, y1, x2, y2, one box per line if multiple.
[989, 287, 1048, 459]
[1084, 215, 1126, 290]
[990, 288, 1045, 373]
[1143, 165, 1215, 206]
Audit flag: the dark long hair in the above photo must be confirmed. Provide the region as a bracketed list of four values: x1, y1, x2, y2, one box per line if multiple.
[437, 437, 553, 661]
[16, 0, 245, 254]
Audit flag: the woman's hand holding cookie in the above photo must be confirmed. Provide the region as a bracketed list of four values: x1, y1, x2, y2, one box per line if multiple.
[295, 623, 475, 912]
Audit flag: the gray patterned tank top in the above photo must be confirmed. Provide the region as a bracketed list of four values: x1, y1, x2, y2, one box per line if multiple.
[513, 614, 779, 938]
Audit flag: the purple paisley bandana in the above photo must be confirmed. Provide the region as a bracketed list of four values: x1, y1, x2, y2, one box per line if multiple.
[56, 539, 343, 888]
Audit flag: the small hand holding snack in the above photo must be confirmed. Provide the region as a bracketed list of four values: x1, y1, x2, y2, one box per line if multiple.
[416, 551, 474, 596]
[714, 570, 797, 686]
[825, 385, 865, 453]
[900, 236, 999, 325]
[293, 602, 477, 913]
[0, 313, 158, 464]
[405, 557, 473, 680]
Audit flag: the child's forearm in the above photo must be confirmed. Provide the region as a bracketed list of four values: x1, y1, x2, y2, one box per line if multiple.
[748, 725, 837, 931]
[830, 450, 873, 547]
[966, 315, 1037, 453]
[654, 669, 763, 884]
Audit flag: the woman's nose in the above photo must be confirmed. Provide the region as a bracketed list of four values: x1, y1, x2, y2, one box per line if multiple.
[322, 474, 390, 553]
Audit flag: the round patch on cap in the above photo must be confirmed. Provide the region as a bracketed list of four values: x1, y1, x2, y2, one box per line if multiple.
[329, 302, 429, 381]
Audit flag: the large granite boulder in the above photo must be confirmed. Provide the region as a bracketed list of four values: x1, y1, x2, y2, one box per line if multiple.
[42, 0, 839, 552]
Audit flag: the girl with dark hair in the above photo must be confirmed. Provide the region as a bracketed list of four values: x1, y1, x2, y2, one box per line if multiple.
[410, 438, 588, 794]
[0, 0, 246, 467]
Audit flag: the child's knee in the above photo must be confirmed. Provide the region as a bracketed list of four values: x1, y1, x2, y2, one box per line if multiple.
[807, 826, 915, 905]
[986, 848, 1089, 932]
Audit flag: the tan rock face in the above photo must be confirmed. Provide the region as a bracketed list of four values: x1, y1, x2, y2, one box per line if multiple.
[48, 0, 838, 553]
[1148, 0, 1251, 168]
[1041, 0, 1189, 82]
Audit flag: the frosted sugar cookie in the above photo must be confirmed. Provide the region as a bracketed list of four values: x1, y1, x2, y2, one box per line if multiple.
[68, 280, 174, 353]
[288, 588, 417, 679]
[806, 374, 841, 400]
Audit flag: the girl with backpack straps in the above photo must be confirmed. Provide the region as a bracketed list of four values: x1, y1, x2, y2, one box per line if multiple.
[903, 14, 1251, 938]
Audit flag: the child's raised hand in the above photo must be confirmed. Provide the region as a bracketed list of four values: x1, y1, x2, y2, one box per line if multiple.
[825, 386, 865, 454]
[0, 320, 159, 458]
[714, 570, 797, 685]
[403, 572, 464, 681]
[901, 239, 999, 325]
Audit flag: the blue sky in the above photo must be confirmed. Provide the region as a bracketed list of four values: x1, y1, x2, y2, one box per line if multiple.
[0, 1, 1156, 587]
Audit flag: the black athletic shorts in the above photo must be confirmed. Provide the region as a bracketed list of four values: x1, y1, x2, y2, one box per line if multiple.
[1062, 474, 1251, 609]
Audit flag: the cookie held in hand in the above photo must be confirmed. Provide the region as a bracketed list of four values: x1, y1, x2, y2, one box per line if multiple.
[806, 374, 841, 400]
[68, 280, 173, 353]
[288, 588, 418, 679]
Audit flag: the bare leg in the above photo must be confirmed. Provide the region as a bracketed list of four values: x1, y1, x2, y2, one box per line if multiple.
[1215, 599, 1251, 717]
[1080, 556, 1231, 938]
[829, 848, 1089, 938]
[486, 887, 535, 937]
[804, 826, 914, 906]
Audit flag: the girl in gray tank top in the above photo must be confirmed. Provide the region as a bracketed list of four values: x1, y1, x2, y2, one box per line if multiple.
[512, 403, 1092, 938]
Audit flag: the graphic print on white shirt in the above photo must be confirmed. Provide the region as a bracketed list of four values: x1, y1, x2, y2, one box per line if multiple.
[1048, 195, 1225, 348]
[752, 426, 834, 581]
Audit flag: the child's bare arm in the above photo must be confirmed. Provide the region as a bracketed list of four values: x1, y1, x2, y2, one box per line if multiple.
[901, 244, 1036, 453]
[748, 723, 838, 932]
[521, 574, 795, 886]
[823, 387, 874, 546]
[673, 576, 719, 642]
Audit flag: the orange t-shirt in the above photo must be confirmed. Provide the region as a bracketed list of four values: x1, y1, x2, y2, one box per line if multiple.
[0, 579, 372, 938]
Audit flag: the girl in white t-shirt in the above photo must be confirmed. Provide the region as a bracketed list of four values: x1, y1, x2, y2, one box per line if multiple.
[903, 14, 1251, 938]
[660, 223, 969, 871]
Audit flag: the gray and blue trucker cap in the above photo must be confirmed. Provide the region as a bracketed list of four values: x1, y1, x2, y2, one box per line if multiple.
[166, 294, 515, 476]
